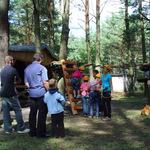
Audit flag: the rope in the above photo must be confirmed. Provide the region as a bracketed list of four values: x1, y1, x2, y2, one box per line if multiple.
[101, 93, 111, 99]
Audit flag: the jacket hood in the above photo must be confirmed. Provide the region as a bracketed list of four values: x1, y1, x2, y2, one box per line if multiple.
[49, 88, 58, 94]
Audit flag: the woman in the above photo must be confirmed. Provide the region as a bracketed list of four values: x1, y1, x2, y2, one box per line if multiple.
[101, 65, 113, 121]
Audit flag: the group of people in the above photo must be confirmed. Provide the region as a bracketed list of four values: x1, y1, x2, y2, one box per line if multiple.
[1, 53, 150, 139]
[1, 53, 65, 138]
[70, 65, 113, 121]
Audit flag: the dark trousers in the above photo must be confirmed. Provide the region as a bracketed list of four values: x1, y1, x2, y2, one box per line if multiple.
[29, 96, 48, 136]
[99, 96, 103, 112]
[51, 112, 65, 137]
[102, 92, 111, 118]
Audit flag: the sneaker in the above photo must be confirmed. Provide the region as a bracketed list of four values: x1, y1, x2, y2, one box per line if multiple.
[73, 94, 76, 98]
[107, 117, 111, 121]
[5, 131, 11, 134]
[5, 128, 15, 134]
[18, 128, 30, 134]
[102, 117, 108, 121]
[88, 116, 93, 118]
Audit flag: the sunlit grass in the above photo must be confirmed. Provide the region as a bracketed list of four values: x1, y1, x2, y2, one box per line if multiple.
[0, 93, 150, 150]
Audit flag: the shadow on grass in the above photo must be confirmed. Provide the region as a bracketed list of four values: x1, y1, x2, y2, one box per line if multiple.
[0, 99, 150, 150]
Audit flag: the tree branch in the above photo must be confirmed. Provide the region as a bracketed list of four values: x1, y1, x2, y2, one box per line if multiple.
[138, 11, 150, 22]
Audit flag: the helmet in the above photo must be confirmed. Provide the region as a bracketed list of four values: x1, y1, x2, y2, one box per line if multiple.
[104, 65, 111, 71]
[83, 76, 89, 81]
[95, 73, 102, 78]
[79, 66, 85, 71]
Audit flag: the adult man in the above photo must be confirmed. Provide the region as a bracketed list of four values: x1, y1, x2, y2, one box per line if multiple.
[1, 55, 29, 134]
[24, 53, 50, 138]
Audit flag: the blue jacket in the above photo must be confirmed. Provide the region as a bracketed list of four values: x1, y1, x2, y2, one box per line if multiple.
[44, 88, 66, 114]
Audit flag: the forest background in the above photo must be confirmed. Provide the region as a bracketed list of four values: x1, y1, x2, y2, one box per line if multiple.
[0, 0, 149, 95]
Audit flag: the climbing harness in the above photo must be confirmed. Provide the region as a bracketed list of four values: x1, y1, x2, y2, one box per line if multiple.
[100, 88, 111, 99]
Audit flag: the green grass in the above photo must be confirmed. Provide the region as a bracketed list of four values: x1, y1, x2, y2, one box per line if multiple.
[0, 93, 149, 150]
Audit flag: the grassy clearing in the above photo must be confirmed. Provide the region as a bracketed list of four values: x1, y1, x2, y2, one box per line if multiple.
[0, 93, 149, 150]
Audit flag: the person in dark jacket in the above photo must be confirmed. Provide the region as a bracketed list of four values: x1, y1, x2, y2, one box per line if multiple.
[1, 55, 29, 134]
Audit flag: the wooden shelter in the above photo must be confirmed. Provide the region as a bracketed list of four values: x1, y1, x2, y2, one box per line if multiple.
[9, 43, 58, 66]
[8, 43, 58, 104]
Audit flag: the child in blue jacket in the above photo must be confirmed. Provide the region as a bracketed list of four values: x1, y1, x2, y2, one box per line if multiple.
[44, 79, 66, 138]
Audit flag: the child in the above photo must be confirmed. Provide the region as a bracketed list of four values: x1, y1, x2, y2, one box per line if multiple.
[70, 66, 85, 98]
[44, 79, 66, 138]
[89, 73, 101, 118]
[101, 65, 113, 121]
[93, 70, 99, 79]
[80, 76, 90, 117]
[93, 70, 103, 114]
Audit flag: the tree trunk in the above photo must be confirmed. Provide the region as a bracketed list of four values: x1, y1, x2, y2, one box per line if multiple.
[125, 0, 134, 93]
[18, 13, 23, 45]
[85, 0, 93, 79]
[139, 0, 146, 62]
[59, 0, 70, 60]
[32, 0, 41, 52]
[0, 0, 9, 69]
[47, 0, 54, 53]
[25, 8, 33, 45]
[95, 0, 101, 72]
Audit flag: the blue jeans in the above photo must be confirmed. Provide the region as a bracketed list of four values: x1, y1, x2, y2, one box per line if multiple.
[2, 96, 26, 132]
[89, 91, 100, 117]
[82, 97, 89, 115]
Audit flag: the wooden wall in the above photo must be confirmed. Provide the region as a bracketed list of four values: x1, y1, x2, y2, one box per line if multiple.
[8, 48, 57, 66]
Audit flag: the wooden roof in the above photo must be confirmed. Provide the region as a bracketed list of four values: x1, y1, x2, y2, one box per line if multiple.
[8, 43, 58, 66]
